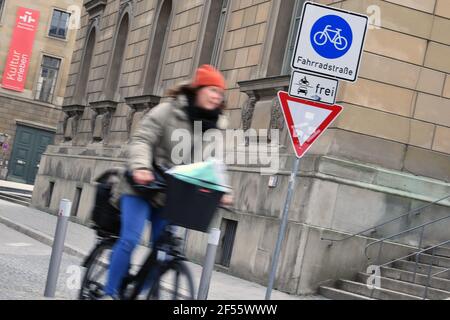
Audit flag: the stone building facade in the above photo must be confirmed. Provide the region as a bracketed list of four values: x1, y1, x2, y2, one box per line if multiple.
[0, 0, 83, 184]
[33, 0, 450, 295]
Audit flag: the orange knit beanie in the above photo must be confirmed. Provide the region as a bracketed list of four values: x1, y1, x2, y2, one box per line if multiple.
[192, 64, 226, 90]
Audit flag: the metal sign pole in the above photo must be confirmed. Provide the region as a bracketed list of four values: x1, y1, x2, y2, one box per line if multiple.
[265, 157, 301, 300]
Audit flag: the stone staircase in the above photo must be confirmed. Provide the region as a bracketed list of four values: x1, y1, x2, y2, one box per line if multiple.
[0, 186, 32, 206]
[319, 246, 450, 300]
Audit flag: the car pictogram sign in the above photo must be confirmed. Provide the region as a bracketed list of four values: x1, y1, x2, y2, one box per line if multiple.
[289, 70, 339, 104]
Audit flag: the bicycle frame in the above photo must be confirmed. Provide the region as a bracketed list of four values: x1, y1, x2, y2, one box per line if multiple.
[118, 228, 187, 300]
[80, 226, 188, 300]
[322, 25, 343, 44]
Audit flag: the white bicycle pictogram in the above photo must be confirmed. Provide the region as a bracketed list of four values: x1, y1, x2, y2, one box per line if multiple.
[313, 25, 349, 51]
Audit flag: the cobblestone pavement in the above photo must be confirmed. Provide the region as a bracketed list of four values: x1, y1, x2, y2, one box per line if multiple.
[0, 223, 81, 300]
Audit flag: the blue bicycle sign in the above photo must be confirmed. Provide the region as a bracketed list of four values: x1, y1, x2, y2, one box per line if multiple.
[292, 2, 368, 82]
[310, 15, 353, 59]
[313, 25, 348, 51]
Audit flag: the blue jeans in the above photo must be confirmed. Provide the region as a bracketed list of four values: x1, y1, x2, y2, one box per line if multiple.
[104, 195, 168, 297]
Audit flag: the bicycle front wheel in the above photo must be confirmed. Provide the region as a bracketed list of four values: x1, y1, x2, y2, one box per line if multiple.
[79, 240, 114, 300]
[334, 36, 348, 51]
[147, 261, 195, 300]
[313, 31, 328, 46]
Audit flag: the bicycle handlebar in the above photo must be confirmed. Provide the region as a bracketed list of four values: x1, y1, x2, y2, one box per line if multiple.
[125, 169, 167, 195]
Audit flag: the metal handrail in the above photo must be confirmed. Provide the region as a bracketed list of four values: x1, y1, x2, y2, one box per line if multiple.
[363, 215, 450, 299]
[364, 214, 450, 259]
[367, 239, 450, 300]
[432, 267, 450, 278]
[377, 239, 450, 269]
[324, 192, 450, 299]
[402, 240, 450, 300]
[321, 194, 450, 243]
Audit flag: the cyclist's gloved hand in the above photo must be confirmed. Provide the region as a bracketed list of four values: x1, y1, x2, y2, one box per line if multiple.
[220, 193, 234, 206]
[132, 169, 154, 185]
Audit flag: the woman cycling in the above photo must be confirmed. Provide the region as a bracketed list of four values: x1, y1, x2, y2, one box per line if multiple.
[103, 65, 231, 299]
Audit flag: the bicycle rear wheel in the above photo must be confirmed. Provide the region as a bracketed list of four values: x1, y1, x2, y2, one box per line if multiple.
[79, 240, 114, 300]
[147, 261, 195, 300]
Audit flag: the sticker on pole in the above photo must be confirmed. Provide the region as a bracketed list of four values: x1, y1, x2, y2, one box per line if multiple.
[289, 70, 338, 105]
[278, 91, 343, 158]
[291, 2, 368, 82]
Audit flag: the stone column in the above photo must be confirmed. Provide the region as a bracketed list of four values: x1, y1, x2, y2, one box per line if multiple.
[55, 112, 68, 144]
[241, 94, 258, 132]
[75, 107, 97, 146]
[90, 100, 118, 143]
[241, 93, 259, 147]
[129, 105, 150, 135]
[125, 95, 161, 139]
[61, 105, 84, 143]
[268, 91, 286, 144]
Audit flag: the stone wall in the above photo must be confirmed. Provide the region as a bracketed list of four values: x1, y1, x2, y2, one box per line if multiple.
[317, 0, 450, 181]
[0, 95, 61, 162]
[0, 0, 83, 169]
[33, 0, 450, 295]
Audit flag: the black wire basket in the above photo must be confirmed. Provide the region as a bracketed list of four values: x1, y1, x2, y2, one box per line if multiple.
[161, 174, 225, 232]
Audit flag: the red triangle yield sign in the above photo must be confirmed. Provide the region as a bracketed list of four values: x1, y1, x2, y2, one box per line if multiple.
[278, 91, 343, 158]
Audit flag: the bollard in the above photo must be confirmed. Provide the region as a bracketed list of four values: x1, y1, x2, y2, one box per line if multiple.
[44, 199, 72, 298]
[197, 228, 221, 300]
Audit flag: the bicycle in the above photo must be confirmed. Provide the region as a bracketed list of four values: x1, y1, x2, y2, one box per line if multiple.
[313, 25, 348, 51]
[79, 225, 195, 300]
[79, 173, 195, 300]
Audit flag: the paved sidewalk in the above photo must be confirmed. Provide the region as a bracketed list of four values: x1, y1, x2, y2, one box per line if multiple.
[0, 199, 327, 300]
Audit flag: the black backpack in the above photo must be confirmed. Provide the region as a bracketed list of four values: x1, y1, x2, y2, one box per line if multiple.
[90, 168, 122, 236]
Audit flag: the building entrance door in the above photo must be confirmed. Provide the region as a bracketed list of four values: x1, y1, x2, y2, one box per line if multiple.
[8, 125, 54, 185]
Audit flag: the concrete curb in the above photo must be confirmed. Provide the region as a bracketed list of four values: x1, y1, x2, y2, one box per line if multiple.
[0, 215, 88, 261]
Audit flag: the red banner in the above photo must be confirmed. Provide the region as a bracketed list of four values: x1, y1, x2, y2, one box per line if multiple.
[1, 7, 40, 92]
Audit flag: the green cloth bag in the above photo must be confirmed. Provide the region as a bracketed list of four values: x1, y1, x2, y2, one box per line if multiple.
[167, 159, 231, 193]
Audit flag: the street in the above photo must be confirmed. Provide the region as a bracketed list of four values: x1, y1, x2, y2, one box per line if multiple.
[0, 199, 312, 300]
[0, 223, 81, 300]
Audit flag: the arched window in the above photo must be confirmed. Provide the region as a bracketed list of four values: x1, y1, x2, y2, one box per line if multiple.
[197, 0, 229, 67]
[0, 0, 6, 22]
[143, 0, 173, 94]
[75, 24, 97, 104]
[281, 0, 306, 75]
[263, 0, 305, 77]
[104, 13, 130, 100]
